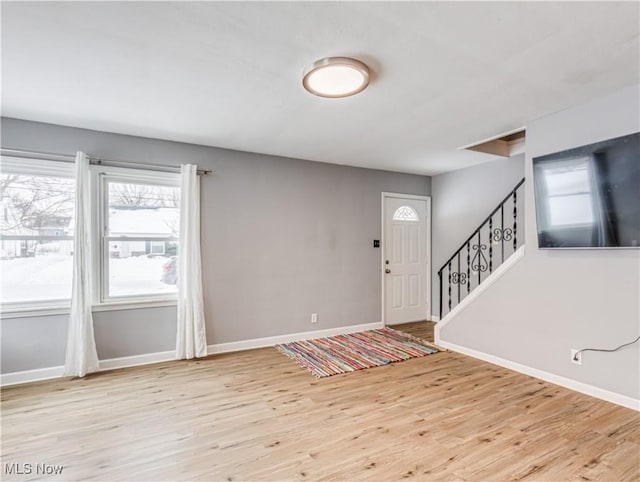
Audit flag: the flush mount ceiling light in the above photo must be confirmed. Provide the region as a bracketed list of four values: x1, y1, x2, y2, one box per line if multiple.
[302, 57, 370, 98]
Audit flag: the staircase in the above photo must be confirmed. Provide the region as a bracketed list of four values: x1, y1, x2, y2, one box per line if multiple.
[438, 178, 525, 320]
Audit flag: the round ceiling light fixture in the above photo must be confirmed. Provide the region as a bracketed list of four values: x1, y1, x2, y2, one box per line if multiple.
[302, 57, 370, 98]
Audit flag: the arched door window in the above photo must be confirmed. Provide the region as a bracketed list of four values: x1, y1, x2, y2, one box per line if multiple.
[392, 205, 419, 222]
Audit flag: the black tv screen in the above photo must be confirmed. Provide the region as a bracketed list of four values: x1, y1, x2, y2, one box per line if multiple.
[533, 132, 640, 248]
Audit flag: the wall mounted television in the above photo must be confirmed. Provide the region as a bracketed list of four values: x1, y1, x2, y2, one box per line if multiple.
[532, 132, 639, 249]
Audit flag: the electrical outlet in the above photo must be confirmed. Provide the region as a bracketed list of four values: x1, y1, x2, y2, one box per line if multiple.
[311, 313, 318, 324]
[571, 349, 582, 365]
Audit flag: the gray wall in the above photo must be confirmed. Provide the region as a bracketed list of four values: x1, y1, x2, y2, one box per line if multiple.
[431, 155, 525, 317]
[0, 118, 431, 373]
[439, 84, 640, 400]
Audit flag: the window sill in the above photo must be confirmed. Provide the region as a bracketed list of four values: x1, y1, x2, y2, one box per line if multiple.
[0, 304, 71, 319]
[92, 299, 177, 313]
[1, 299, 177, 319]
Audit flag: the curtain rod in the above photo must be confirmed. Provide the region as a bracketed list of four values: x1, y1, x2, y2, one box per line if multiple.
[0, 147, 213, 176]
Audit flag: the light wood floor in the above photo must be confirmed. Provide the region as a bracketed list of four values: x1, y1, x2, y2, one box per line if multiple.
[1, 322, 638, 481]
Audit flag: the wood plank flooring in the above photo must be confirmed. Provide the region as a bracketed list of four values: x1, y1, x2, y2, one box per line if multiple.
[1, 322, 638, 481]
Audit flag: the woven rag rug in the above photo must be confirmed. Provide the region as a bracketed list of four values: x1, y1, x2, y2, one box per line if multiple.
[275, 327, 440, 377]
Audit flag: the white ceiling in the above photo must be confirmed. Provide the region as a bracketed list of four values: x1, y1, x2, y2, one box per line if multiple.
[2, 2, 639, 175]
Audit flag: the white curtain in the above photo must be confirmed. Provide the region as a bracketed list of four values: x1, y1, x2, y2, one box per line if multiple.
[64, 151, 99, 377]
[176, 164, 208, 359]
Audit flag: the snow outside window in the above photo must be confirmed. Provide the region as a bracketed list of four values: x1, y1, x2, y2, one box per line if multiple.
[0, 159, 182, 314]
[0, 160, 75, 306]
[102, 178, 180, 300]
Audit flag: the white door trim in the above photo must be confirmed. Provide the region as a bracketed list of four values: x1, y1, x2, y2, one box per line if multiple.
[381, 192, 431, 326]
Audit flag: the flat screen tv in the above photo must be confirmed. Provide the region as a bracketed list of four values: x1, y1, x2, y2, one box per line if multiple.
[533, 132, 640, 249]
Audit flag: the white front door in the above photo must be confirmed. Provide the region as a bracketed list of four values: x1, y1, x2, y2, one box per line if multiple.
[383, 195, 430, 325]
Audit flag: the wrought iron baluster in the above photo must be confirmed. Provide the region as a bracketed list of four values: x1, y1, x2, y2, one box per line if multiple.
[448, 262, 452, 312]
[477, 231, 481, 286]
[438, 270, 443, 320]
[466, 242, 470, 294]
[500, 205, 504, 263]
[513, 189, 517, 251]
[489, 217, 493, 273]
[437, 178, 524, 320]
[450, 255, 468, 305]
[457, 253, 461, 304]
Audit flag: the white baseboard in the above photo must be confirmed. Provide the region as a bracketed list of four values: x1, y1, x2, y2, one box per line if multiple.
[435, 245, 525, 344]
[430, 316, 440, 323]
[0, 350, 177, 387]
[1, 322, 384, 387]
[0, 366, 65, 387]
[438, 340, 640, 412]
[207, 322, 384, 354]
[98, 350, 175, 371]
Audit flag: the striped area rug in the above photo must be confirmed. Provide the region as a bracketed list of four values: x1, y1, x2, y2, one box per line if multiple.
[275, 328, 440, 378]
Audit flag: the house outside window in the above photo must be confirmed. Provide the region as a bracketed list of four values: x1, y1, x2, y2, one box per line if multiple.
[0, 158, 75, 309]
[0, 158, 181, 315]
[98, 172, 180, 301]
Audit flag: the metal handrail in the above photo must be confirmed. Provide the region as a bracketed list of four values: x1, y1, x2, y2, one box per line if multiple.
[438, 177, 525, 319]
[437, 178, 524, 275]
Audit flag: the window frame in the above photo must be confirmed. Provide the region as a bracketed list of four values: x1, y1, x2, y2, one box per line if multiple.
[92, 165, 180, 307]
[392, 205, 420, 222]
[149, 241, 166, 255]
[0, 159, 182, 318]
[0, 157, 76, 315]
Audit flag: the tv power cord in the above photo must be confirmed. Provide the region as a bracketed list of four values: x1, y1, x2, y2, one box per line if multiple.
[573, 335, 640, 361]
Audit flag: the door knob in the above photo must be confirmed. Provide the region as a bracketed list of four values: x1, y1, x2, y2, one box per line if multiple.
[385, 269, 391, 274]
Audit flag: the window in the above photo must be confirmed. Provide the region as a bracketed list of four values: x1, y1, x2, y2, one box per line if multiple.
[150, 241, 165, 255]
[393, 205, 419, 222]
[100, 174, 180, 301]
[0, 158, 75, 308]
[0, 158, 181, 314]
